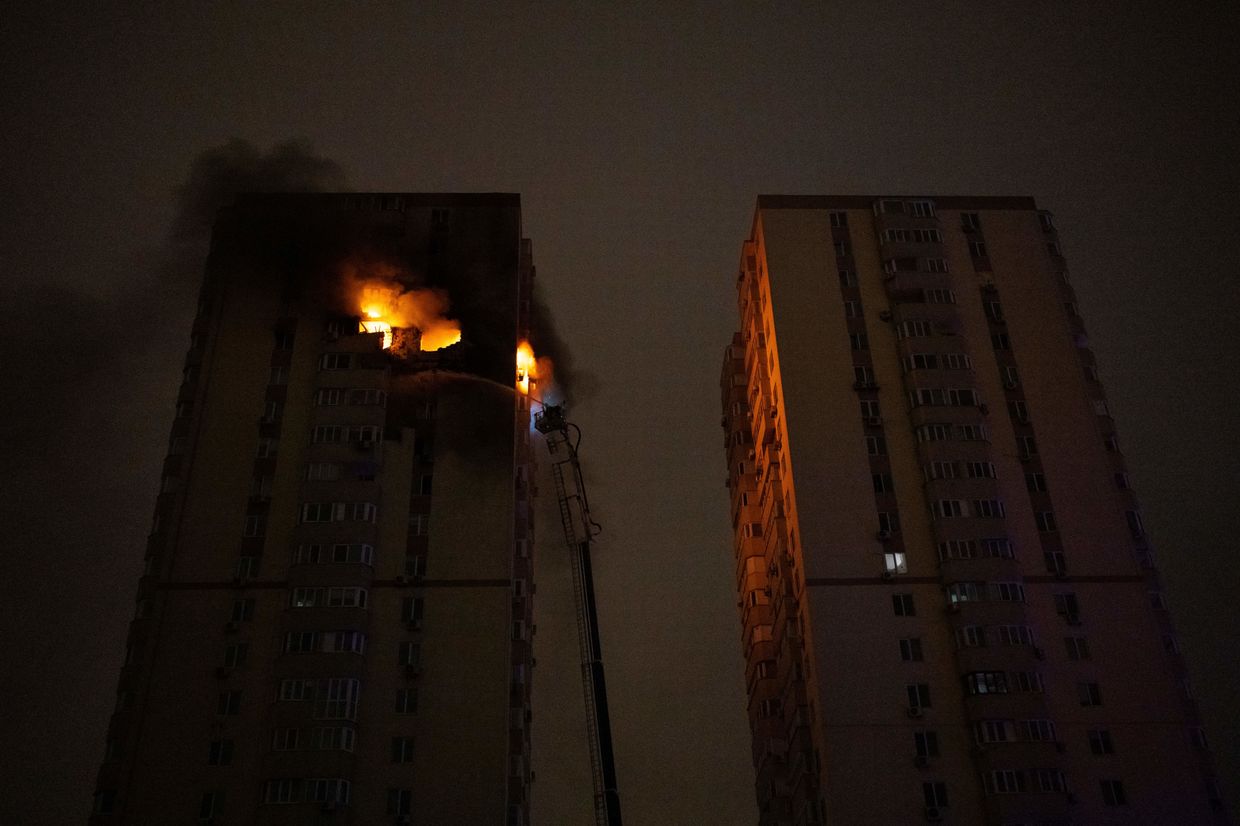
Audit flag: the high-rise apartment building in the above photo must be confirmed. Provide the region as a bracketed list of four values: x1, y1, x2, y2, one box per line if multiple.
[91, 193, 537, 824]
[720, 196, 1229, 825]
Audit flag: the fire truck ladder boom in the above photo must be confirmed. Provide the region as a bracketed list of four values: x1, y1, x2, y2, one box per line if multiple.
[535, 405, 622, 826]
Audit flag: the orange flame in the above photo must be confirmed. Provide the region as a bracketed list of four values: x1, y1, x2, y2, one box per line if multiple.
[355, 281, 461, 351]
[517, 340, 536, 394]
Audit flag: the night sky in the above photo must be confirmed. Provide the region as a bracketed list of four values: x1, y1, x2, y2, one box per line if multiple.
[2, 4, 1237, 823]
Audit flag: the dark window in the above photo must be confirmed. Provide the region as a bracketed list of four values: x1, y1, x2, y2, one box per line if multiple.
[914, 731, 939, 757]
[1101, 779, 1127, 806]
[207, 739, 233, 766]
[217, 690, 241, 716]
[1088, 729, 1114, 755]
[900, 638, 924, 662]
[893, 594, 915, 616]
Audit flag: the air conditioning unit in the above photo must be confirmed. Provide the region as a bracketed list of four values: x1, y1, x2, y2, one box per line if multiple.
[881, 570, 894, 581]
[1003, 380, 1018, 390]
[1018, 453, 1032, 463]
[913, 754, 928, 768]
[879, 310, 893, 321]
[906, 706, 923, 719]
[924, 806, 943, 822]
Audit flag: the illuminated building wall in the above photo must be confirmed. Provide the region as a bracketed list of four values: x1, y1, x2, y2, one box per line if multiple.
[720, 196, 1229, 825]
[91, 193, 536, 825]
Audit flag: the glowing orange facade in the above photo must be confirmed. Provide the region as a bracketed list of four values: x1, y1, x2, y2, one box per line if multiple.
[721, 196, 1229, 825]
[91, 193, 537, 824]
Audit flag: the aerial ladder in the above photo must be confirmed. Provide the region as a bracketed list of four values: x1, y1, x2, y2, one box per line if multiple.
[533, 404, 623, 826]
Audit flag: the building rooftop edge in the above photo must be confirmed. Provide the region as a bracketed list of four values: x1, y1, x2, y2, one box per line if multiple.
[755, 194, 1039, 210]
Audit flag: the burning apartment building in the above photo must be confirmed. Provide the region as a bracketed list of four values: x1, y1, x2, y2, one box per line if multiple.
[91, 193, 540, 824]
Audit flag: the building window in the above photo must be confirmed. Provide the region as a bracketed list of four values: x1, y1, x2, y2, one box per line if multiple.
[954, 626, 985, 648]
[829, 211, 849, 228]
[263, 779, 301, 804]
[924, 289, 956, 304]
[865, 435, 887, 456]
[1100, 779, 1127, 806]
[1088, 729, 1115, 755]
[843, 300, 862, 318]
[974, 720, 1010, 744]
[925, 258, 949, 273]
[838, 269, 855, 287]
[1033, 769, 1067, 793]
[833, 240, 851, 257]
[985, 300, 1004, 322]
[896, 320, 933, 339]
[957, 424, 988, 441]
[207, 739, 233, 766]
[872, 473, 894, 493]
[1035, 511, 1057, 533]
[906, 683, 931, 709]
[218, 690, 241, 716]
[914, 731, 939, 758]
[941, 353, 971, 370]
[965, 462, 996, 479]
[1017, 719, 1056, 742]
[924, 461, 958, 481]
[892, 594, 916, 616]
[390, 737, 415, 764]
[387, 789, 413, 817]
[93, 790, 117, 815]
[223, 643, 248, 668]
[961, 212, 981, 231]
[984, 770, 1025, 795]
[883, 552, 908, 574]
[399, 641, 422, 668]
[198, 791, 220, 821]
[878, 512, 900, 535]
[319, 353, 352, 370]
[1054, 593, 1081, 624]
[396, 688, 418, 714]
[973, 499, 1005, 518]
[268, 366, 288, 385]
[969, 240, 988, 258]
[922, 781, 948, 808]
[991, 332, 1011, 350]
[1065, 636, 1090, 660]
[900, 638, 924, 662]
[995, 582, 1025, 602]
[964, 671, 1008, 695]
[933, 499, 967, 519]
[278, 679, 314, 701]
[306, 462, 341, 481]
[1078, 682, 1103, 707]
[848, 333, 868, 350]
[1025, 472, 1047, 492]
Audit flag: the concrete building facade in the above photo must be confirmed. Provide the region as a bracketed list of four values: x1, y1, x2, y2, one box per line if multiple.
[720, 195, 1229, 825]
[91, 193, 536, 824]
